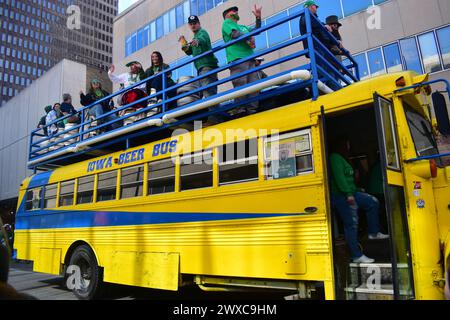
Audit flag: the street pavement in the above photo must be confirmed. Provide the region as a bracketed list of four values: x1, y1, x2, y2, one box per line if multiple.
[8, 261, 287, 300]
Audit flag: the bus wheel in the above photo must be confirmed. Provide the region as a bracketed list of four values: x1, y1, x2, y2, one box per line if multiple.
[68, 245, 103, 300]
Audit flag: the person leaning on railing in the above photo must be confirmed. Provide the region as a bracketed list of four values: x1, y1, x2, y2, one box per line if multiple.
[80, 79, 121, 132]
[180, 15, 219, 100]
[45, 103, 64, 137]
[60, 94, 81, 125]
[144, 51, 177, 109]
[108, 62, 148, 115]
[222, 5, 263, 117]
[300, 1, 343, 57]
[37, 105, 52, 137]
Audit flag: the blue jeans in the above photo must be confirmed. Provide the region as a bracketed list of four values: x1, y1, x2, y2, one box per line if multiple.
[331, 192, 381, 259]
[89, 104, 120, 130]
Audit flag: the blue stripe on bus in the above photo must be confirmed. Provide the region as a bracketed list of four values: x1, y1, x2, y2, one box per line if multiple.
[28, 171, 53, 189]
[15, 210, 299, 230]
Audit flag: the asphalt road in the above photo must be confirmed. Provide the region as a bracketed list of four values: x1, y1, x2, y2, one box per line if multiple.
[8, 261, 289, 300]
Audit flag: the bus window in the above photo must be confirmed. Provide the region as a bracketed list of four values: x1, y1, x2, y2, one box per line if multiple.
[180, 151, 213, 191]
[43, 184, 57, 209]
[77, 175, 95, 205]
[404, 104, 440, 157]
[97, 171, 118, 202]
[264, 129, 314, 180]
[148, 159, 176, 195]
[59, 180, 75, 207]
[25, 187, 42, 211]
[219, 140, 259, 186]
[377, 98, 400, 170]
[121, 165, 144, 199]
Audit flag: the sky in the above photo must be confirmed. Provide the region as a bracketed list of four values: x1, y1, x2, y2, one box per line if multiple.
[118, 0, 139, 14]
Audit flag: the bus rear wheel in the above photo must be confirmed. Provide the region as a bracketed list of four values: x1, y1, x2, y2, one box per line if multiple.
[68, 245, 103, 300]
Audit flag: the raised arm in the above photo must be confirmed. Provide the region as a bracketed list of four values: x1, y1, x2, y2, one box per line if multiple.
[252, 5, 262, 29]
[108, 65, 129, 84]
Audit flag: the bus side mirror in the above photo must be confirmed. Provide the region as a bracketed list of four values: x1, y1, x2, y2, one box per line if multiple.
[432, 91, 450, 136]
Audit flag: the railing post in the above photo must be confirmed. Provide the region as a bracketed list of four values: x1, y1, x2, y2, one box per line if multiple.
[80, 109, 85, 142]
[29, 133, 34, 161]
[162, 72, 167, 113]
[305, 9, 320, 100]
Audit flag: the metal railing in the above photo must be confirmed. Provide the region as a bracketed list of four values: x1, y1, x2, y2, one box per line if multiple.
[28, 9, 359, 168]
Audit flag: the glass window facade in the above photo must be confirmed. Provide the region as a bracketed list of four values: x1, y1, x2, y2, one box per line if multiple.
[418, 32, 442, 73]
[437, 26, 450, 69]
[125, 0, 389, 57]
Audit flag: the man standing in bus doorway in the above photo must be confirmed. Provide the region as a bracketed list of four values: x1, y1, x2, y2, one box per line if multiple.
[222, 5, 263, 116]
[329, 137, 389, 264]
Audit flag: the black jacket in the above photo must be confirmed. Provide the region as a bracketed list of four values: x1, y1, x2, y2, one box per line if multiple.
[80, 90, 113, 113]
[144, 64, 175, 95]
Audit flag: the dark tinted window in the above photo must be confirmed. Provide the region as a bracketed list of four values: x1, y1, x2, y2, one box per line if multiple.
[77, 175, 95, 205]
[59, 180, 75, 207]
[148, 159, 176, 195]
[121, 165, 144, 199]
[219, 140, 259, 185]
[97, 171, 117, 202]
[180, 151, 213, 191]
[44, 184, 57, 209]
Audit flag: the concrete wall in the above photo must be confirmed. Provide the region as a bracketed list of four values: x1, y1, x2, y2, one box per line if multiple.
[0, 59, 88, 201]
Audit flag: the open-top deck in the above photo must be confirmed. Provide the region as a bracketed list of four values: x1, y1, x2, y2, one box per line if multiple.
[28, 9, 360, 171]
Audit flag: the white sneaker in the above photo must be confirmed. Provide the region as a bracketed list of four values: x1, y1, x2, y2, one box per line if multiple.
[368, 232, 390, 240]
[353, 255, 375, 264]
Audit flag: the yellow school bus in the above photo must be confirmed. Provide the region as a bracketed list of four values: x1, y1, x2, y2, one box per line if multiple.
[14, 71, 450, 300]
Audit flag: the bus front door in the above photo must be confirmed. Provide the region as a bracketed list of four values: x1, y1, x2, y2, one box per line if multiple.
[374, 93, 415, 300]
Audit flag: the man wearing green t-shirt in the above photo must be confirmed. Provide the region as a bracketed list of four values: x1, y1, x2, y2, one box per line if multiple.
[181, 15, 219, 99]
[222, 5, 262, 115]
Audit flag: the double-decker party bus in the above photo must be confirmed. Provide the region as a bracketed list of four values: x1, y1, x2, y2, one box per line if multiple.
[14, 9, 450, 300]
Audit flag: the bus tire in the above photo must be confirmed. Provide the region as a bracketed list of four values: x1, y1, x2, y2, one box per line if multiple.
[68, 245, 103, 300]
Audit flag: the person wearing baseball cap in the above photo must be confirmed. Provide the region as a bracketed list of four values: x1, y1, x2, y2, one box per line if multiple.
[179, 15, 219, 100]
[222, 4, 263, 115]
[300, 0, 343, 56]
[108, 61, 146, 92]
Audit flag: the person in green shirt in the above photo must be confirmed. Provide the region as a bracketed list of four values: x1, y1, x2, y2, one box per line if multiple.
[222, 5, 263, 116]
[180, 15, 219, 99]
[330, 137, 389, 263]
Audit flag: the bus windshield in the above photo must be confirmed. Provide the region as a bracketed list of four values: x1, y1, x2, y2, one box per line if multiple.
[404, 104, 439, 157]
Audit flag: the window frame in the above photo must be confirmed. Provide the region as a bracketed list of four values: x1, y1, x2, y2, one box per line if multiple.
[120, 164, 145, 199]
[43, 183, 58, 209]
[180, 150, 214, 191]
[59, 179, 75, 207]
[97, 170, 118, 203]
[76, 175, 95, 205]
[263, 129, 315, 180]
[218, 139, 259, 186]
[148, 158, 176, 195]
[25, 186, 43, 211]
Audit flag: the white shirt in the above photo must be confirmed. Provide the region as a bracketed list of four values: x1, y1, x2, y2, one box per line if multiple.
[108, 71, 146, 91]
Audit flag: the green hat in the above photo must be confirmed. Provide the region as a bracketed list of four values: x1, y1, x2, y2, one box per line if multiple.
[304, 0, 319, 8]
[44, 105, 52, 113]
[91, 78, 101, 84]
[125, 61, 142, 67]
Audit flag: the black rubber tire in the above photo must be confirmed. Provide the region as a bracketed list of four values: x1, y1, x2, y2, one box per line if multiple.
[67, 245, 103, 300]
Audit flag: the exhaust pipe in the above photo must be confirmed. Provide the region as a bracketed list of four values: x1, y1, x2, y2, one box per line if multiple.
[162, 70, 333, 123]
